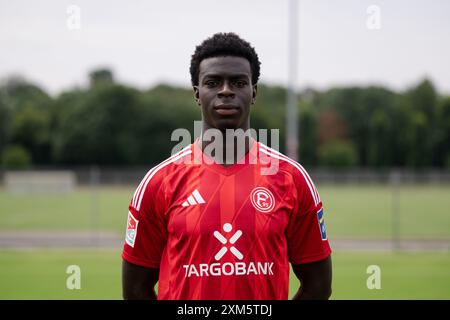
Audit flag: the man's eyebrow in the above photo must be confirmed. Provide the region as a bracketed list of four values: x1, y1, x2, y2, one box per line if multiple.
[201, 73, 250, 79]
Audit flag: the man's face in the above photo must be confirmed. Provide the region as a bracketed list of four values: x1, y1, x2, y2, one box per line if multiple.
[194, 56, 257, 132]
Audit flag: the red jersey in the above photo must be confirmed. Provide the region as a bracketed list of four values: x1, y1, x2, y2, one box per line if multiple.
[122, 139, 332, 300]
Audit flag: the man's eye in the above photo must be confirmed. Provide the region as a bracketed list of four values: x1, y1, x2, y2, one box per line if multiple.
[234, 80, 247, 87]
[205, 80, 219, 87]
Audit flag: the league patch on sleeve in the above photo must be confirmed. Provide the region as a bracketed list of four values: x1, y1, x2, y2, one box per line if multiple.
[125, 211, 139, 247]
[317, 208, 327, 241]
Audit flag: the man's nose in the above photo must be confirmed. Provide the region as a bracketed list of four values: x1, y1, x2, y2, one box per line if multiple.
[217, 81, 235, 98]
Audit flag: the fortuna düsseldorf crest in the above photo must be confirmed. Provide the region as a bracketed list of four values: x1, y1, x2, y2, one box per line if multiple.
[250, 187, 275, 213]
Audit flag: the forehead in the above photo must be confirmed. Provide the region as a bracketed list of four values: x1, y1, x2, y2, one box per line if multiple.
[199, 56, 251, 79]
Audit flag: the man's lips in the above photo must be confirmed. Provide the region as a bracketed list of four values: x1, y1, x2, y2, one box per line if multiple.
[214, 105, 240, 116]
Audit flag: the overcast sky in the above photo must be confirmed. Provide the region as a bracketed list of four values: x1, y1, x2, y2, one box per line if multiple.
[1, 0, 449, 95]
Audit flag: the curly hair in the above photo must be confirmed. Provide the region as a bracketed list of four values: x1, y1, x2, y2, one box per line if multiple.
[189, 32, 261, 86]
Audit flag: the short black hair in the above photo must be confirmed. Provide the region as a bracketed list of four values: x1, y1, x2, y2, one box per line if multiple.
[190, 32, 261, 87]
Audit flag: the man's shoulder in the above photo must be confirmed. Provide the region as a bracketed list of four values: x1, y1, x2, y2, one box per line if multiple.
[130, 145, 194, 211]
[145, 144, 195, 182]
[258, 142, 312, 180]
[258, 142, 320, 204]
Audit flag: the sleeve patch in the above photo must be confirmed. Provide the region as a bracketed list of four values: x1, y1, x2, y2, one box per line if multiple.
[317, 208, 327, 241]
[125, 211, 139, 247]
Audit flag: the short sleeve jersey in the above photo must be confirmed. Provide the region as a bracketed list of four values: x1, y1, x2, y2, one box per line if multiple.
[122, 139, 331, 300]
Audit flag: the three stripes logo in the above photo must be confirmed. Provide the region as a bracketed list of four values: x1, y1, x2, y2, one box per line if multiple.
[182, 189, 206, 207]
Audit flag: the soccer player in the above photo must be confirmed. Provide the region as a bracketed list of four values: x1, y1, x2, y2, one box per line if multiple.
[122, 32, 332, 300]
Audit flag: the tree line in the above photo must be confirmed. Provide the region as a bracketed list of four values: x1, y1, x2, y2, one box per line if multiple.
[0, 69, 449, 169]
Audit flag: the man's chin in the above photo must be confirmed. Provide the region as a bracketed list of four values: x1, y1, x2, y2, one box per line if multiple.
[216, 121, 241, 132]
[206, 118, 238, 131]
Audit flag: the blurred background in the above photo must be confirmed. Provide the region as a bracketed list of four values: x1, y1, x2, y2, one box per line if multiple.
[0, 0, 449, 299]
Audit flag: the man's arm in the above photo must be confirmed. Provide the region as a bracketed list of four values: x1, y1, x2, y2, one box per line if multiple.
[292, 255, 332, 300]
[122, 259, 159, 300]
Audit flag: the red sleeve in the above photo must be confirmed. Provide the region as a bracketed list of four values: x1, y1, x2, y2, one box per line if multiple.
[286, 168, 332, 265]
[121, 170, 168, 269]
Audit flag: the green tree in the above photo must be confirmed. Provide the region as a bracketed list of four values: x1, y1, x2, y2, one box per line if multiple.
[318, 140, 358, 168]
[136, 84, 199, 164]
[53, 84, 142, 165]
[250, 84, 286, 152]
[316, 86, 397, 167]
[298, 100, 318, 166]
[1, 145, 31, 169]
[0, 89, 11, 156]
[1, 77, 53, 164]
[400, 79, 438, 167]
[89, 69, 114, 88]
[436, 96, 450, 167]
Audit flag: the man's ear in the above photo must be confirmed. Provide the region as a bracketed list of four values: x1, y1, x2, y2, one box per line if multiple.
[193, 86, 201, 106]
[251, 84, 258, 105]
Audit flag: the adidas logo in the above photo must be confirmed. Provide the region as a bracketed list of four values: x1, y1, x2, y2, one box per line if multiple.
[182, 189, 206, 207]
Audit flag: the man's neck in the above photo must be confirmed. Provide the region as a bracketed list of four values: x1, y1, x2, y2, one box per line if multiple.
[199, 125, 254, 167]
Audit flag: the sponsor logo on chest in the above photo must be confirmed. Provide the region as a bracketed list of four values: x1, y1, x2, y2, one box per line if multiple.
[182, 223, 274, 278]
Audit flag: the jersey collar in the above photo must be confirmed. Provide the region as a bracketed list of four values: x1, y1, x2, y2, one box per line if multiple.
[192, 137, 259, 176]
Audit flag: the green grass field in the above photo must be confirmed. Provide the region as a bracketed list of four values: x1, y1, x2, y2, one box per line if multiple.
[1, 184, 449, 299]
[1, 184, 450, 239]
[0, 250, 449, 299]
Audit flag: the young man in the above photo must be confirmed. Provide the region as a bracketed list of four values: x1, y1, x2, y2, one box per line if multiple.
[122, 32, 332, 300]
